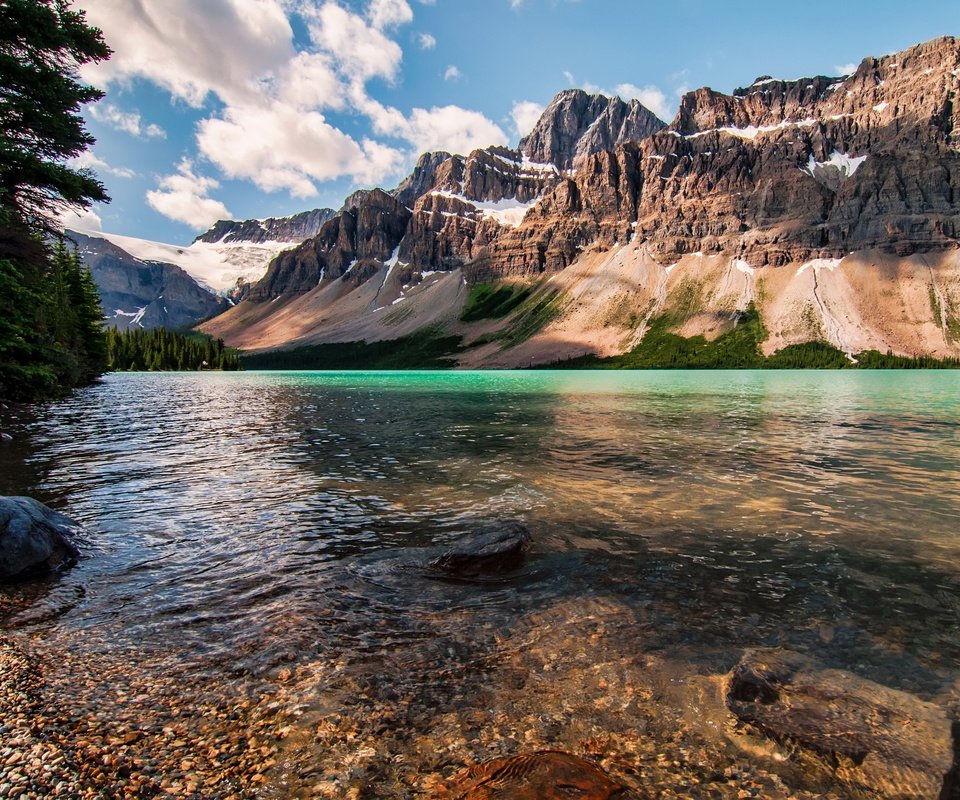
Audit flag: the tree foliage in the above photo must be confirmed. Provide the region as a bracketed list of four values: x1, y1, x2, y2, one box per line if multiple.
[106, 329, 242, 372]
[0, 0, 110, 225]
[0, 1, 111, 401]
[0, 231, 108, 398]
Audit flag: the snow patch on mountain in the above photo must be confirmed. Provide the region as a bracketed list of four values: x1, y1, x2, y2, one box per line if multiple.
[70, 227, 295, 293]
[429, 191, 538, 228]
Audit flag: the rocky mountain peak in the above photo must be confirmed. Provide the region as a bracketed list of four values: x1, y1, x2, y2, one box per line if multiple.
[194, 208, 335, 246]
[519, 89, 665, 169]
[392, 151, 453, 206]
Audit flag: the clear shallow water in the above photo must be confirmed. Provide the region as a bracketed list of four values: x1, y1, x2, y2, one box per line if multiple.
[2, 370, 960, 796]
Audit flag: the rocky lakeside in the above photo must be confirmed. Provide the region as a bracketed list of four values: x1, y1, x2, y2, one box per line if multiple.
[2, 506, 958, 799]
[1, 594, 957, 799]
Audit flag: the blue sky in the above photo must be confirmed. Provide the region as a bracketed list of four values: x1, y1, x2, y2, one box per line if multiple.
[66, 0, 958, 244]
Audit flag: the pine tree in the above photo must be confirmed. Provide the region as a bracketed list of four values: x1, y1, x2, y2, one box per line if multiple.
[0, 1, 111, 400]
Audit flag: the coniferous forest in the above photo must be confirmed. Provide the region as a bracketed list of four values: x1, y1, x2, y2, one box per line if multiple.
[0, 1, 111, 401]
[105, 329, 241, 372]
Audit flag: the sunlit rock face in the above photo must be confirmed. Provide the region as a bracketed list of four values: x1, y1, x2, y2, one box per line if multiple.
[203, 37, 960, 364]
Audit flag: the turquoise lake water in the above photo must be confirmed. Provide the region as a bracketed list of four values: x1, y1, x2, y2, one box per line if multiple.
[1, 370, 958, 796]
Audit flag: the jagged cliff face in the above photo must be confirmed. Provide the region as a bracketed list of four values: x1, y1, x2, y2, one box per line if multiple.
[194, 208, 336, 246]
[70, 232, 230, 330]
[202, 36, 960, 364]
[251, 190, 412, 300]
[487, 36, 960, 276]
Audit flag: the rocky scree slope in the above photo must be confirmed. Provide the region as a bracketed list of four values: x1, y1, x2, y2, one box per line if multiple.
[203, 37, 960, 363]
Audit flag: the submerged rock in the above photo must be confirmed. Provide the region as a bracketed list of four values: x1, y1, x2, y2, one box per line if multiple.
[726, 648, 957, 798]
[0, 497, 81, 582]
[440, 750, 625, 799]
[430, 522, 532, 576]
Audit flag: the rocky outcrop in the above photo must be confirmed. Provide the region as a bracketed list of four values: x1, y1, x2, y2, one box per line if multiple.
[250, 189, 412, 299]
[726, 649, 957, 798]
[69, 231, 230, 330]
[246, 89, 661, 300]
[431, 522, 532, 576]
[480, 36, 960, 277]
[0, 497, 81, 582]
[193, 208, 336, 245]
[519, 89, 666, 169]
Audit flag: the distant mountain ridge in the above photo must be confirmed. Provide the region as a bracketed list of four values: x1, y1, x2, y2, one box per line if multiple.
[193, 208, 337, 246]
[70, 231, 230, 331]
[71, 207, 335, 329]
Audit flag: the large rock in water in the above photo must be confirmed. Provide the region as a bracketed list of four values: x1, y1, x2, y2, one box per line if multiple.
[726, 648, 958, 798]
[0, 497, 81, 581]
[431, 522, 532, 576]
[438, 750, 626, 799]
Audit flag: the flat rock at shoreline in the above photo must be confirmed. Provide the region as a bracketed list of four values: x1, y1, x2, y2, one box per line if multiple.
[0, 496, 81, 582]
[726, 648, 958, 798]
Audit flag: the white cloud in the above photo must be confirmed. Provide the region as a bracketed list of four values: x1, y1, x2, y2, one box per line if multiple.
[89, 104, 165, 138]
[444, 65, 462, 81]
[612, 82, 671, 121]
[304, 2, 404, 86]
[417, 32, 436, 50]
[367, 0, 413, 30]
[197, 102, 404, 196]
[404, 106, 506, 155]
[362, 97, 507, 155]
[511, 100, 544, 137]
[59, 206, 103, 232]
[79, 0, 294, 108]
[277, 51, 345, 110]
[146, 160, 232, 229]
[835, 62, 858, 76]
[77, 0, 508, 201]
[68, 150, 137, 179]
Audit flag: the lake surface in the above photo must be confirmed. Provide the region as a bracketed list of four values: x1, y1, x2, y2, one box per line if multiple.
[2, 370, 959, 798]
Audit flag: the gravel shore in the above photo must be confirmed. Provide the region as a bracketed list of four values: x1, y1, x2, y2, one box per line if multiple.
[0, 593, 847, 800]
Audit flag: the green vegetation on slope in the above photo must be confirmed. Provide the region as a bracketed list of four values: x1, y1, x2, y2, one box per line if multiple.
[545, 305, 960, 369]
[853, 350, 960, 369]
[460, 283, 533, 322]
[106, 328, 242, 372]
[241, 326, 465, 370]
[763, 341, 853, 369]
[556, 306, 767, 369]
[239, 300, 960, 372]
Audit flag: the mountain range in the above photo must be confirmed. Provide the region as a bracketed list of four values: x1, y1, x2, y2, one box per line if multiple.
[78, 36, 960, 364]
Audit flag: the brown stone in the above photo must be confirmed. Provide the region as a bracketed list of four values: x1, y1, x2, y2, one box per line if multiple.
[439, 750, 626, 799]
